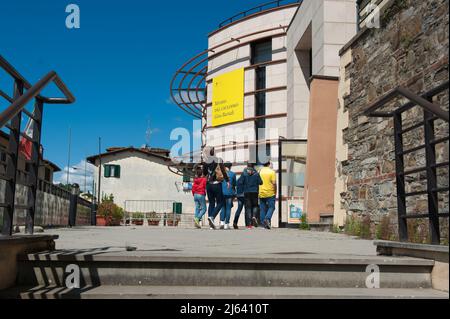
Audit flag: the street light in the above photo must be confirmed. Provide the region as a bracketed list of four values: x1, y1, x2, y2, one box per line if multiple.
[71, 163, 93, 193]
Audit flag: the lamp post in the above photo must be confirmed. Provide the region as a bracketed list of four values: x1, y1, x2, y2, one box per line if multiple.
[71, 164, 92, 193]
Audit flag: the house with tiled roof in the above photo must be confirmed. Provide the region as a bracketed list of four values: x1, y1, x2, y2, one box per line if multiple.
[87, 146, 194, 216]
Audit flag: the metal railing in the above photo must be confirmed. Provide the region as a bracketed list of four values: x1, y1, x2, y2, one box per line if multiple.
[364, 81, 449, 245]
[123, 200, 196, 228]
[218, 0, 302, 28]
[0, 55, 75, 236]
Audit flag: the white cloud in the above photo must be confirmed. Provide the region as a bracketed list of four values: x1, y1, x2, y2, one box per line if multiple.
[54, 159, 95, 192]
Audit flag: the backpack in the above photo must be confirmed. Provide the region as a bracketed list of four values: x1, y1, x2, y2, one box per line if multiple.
[214, 163, 224, 182]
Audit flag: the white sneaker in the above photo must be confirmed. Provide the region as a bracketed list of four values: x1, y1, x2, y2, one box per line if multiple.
[224, 224, 230, 230]
[220, 221, 225, 230]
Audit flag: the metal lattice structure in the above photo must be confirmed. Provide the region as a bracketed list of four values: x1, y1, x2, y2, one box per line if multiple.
[169, 0, 302, 121]
[0, 55, 75, 236]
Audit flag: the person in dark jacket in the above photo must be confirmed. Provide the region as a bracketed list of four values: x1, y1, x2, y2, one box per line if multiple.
[233, 174, 245, 229]
[202, 146, 229, 230]
[220, 162, 236, 230]
[242, 163, 263, 228]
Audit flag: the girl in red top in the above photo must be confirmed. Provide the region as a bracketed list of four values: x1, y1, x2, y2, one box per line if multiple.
[192, 167, 207, 229]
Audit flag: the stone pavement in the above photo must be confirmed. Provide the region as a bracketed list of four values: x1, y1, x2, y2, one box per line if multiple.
[44, 226, 378, 257]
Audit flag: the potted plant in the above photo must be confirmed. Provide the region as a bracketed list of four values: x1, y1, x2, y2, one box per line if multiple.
[110, 206, 124, 226]
[132, 212, 145, 226]
[167, 214, 181, 227]
[97, 196, 124, 226]
[148, 212, 161, 226]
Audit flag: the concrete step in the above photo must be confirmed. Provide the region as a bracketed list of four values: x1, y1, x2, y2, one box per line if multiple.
[16, 252, 435, 289]
[309, 223, 332, 232]
[320, 214, 334, 224]
[1, 285, 448, 299]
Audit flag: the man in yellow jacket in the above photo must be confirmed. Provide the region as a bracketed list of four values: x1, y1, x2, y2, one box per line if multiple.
[259, 161, 277, 229]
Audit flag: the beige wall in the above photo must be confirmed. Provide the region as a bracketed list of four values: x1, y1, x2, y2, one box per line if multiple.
[204, 6, 299, 227]
[333, 48, 352, 227]
[304, 77, 339, 223]
[93, 152, 195, 213]
[286, 0, 357, 140]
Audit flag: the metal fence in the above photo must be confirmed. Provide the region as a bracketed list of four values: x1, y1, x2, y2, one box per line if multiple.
[123, 200, 196, 229]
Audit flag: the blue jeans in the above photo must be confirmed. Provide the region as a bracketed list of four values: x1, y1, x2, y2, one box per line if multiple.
[220, 196, 234, 224]
[233, 196, 245, 225]
[260, 196, 276, 222]
[206, 183, 225, 219]
[194, 194, 207, 220]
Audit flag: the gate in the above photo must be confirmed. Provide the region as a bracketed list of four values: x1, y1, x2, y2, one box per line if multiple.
[123, 200, 195, 228]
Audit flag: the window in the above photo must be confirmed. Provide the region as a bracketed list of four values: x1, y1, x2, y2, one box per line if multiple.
[251, 40, 272, 164]
[251, 40, 272, 65]
[45, 167, 51, 182]
[104, 165, 121, 178]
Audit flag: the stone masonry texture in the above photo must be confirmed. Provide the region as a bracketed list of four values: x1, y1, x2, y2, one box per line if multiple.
[339, 0, 449, 243]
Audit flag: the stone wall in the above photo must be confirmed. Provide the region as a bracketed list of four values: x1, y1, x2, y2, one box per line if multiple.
[0, 180, 91, 229]
[337, 0, 449, 243]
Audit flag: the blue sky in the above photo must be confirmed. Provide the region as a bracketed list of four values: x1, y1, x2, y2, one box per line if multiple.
[0, 0, 269, 185]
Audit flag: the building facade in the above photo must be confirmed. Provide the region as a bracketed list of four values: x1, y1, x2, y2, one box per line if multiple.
[87, 147, 195, 215]
[171, 0, 358, 227]
[0, 130, 61, 184]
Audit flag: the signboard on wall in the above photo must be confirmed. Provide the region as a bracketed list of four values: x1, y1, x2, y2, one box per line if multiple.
[212, 68, 244, 127]
[287, 198, 304, 224]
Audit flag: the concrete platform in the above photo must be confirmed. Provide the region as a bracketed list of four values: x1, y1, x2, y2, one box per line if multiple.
[0, 234, 58, 290]
[43, 226, 378, 257]
[4, 285, 449, 299]
[4, 227, 448, 299]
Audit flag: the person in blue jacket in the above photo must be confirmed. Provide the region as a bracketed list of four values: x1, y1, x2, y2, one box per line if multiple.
[242, 162, 263, 228]
[232, 173, 245, 229]
[220, 162, 236, 230]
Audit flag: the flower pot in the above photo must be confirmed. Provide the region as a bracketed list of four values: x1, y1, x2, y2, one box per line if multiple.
[108, 219, 122, 227]
[96, 216, 107, 227]
[132, 219, 144, 226]
[148, 220, 160, 226]
[167, 220, 179, 227]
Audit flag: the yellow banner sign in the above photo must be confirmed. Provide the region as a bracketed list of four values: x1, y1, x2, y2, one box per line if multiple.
[212, 68, 244, 127]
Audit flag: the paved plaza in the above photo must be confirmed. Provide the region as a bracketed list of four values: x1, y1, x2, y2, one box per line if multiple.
[44, 227, 378, 258]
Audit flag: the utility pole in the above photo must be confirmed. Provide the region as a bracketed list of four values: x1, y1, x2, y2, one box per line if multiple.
[66, 127, 71, 186]
[84, 158, 87, 193]
[97, 137, 102, 204]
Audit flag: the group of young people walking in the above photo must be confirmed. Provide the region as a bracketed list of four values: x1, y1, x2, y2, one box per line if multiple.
[191, 147, 277, 230]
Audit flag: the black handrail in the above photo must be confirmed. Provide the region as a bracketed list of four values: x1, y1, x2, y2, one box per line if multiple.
[0, 55, 75, 105]
[0, 56, 75, 127]
[0, 55, 76, 236]
[364, 81, 449, 122]
[218, 0, 301, 28]
[365, 81, 449, 245]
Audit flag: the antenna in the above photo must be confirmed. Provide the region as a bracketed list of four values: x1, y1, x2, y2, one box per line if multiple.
[145, 119, 152, 149]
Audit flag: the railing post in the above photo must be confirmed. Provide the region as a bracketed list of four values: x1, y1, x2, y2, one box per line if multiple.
[68, 184, 80, 227]
[423, 109, 440, 245]
[394, 112, 408, 242]
[25, 99, 44, 235]
[1, 80, 24, 236]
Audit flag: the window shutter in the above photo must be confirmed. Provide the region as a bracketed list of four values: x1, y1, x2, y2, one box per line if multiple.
[114, 165, 121, 178]
[104, 165, 111, 178]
